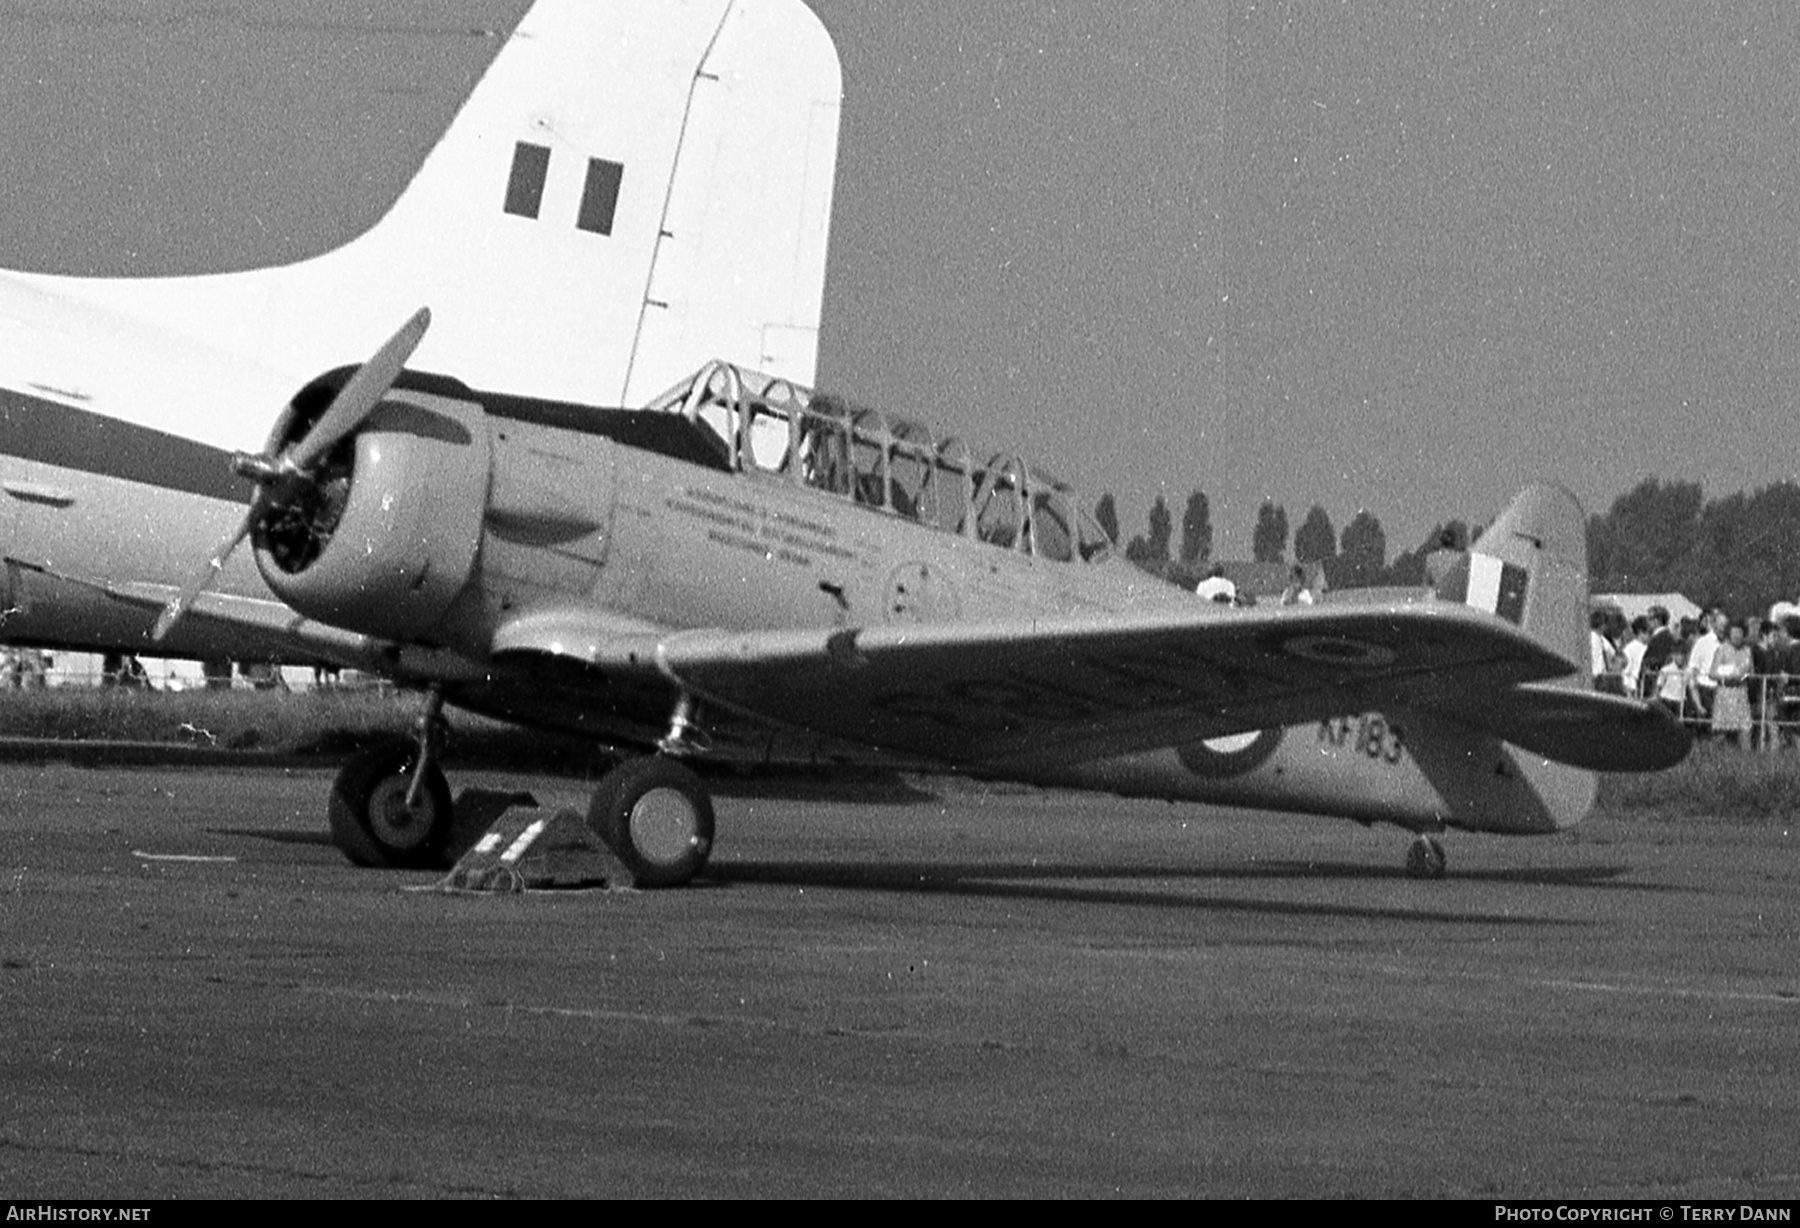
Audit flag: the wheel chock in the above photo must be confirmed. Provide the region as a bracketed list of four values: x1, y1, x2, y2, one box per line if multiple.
[429, 794, 635, 892]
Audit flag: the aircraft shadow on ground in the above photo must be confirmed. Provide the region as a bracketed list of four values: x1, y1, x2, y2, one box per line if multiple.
[206, 823, 1682, 923]
[706, 771, 940, 805]
[1246, 860, 1688, 892]
[705, 858, 1639, 925]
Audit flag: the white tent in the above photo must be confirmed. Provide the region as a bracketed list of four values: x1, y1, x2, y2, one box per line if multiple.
[1592, 592, 1702, 625]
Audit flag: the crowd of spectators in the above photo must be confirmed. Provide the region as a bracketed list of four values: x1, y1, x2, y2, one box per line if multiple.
[1590, 604, 1800, 747]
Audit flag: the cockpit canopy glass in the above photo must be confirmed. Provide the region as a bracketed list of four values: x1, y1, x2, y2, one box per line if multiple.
[646, 361, 1111, 564]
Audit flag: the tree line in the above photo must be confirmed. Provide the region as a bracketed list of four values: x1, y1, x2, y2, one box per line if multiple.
[1096, 489, 1470, 593]
[1098, 477, 1800, 615]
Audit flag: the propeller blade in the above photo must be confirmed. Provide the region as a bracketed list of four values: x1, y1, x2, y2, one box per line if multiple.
[286, 306, 431, 472]
[151, 514, 254, 643]
[153, 308, 429, 643]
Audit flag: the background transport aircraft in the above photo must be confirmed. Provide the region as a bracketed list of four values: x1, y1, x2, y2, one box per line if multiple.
[0, 0, 1687, 885]
[0, 0, 841, 423]
[0, 0, 838, 668]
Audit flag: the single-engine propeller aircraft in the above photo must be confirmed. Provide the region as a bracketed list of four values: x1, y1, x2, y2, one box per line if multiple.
[0, 0, 1688, 884]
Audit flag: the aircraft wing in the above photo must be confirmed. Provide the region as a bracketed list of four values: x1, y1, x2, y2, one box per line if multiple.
[3, 559, 483, 684]
[24, 554, 1663, 772]
[4, 559, 377, 665]
[608, 600, 1578, 769]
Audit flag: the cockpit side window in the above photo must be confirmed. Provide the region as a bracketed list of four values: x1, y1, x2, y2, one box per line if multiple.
[929, 439, 974, 535]
[675, 362, 745, 466]
[887, 424, 932, 522]
[742, 398, 793, 473]
[973, 457, 1029, 552]
[1031, 489, 1074, 563]
[797, 397, 853, 496]
[1076, 505, 1113, 562]
[850, 409, 889, 509]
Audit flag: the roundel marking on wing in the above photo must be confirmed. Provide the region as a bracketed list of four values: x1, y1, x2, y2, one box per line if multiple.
[1175, 727, 1285, 778]
[1281, 634, 1397, 669]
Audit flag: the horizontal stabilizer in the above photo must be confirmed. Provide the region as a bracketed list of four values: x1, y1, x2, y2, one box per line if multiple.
[1417, 681, 1690, 772]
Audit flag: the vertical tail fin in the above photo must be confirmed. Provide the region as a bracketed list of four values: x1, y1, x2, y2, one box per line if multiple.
[1434, 484, 1590, 677]
[1423, 483, 1688, 790]
[1407, 485, 1597, 830]
[5, 0, 841, 401]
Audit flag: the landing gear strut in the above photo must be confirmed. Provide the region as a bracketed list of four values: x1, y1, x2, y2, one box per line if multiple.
[403, 685, 448, 810]
[1405, 833, 1447, 880]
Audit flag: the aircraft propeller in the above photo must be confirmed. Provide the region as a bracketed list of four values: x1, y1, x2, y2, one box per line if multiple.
[151, 307, 432, 642]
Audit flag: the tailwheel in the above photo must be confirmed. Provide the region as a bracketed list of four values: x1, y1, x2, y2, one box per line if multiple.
[587, 757, 715, 888]
[1405, 833, 1447, 880]
[328, 739, 454, 869]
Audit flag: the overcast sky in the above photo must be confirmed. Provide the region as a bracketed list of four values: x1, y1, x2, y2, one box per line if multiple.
[2, 0, 1795, 557]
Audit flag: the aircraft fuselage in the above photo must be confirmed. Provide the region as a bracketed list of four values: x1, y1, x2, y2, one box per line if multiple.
[0, 342, 1597, 840]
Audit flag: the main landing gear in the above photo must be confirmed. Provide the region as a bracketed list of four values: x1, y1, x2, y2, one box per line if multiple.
[328, 686, 454, 869]
[581, 691, 716, 887]
[328, 738, 454, 868]
[1405, 833, 1448, 880]
[324, 688, 718, 888]
[585, 757, 714, 888]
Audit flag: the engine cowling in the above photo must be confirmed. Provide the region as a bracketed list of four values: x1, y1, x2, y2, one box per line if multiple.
[253, 388, 491, 642]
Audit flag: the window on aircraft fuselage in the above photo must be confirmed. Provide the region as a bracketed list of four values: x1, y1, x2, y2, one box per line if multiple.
[797, 400, 853, 496]
[973, 463, 1027, 551]
[690, 392, 737, 464]
[928, 439, 974, 535]
[1076, 506, 1112, 562]
[886, 425, 932, 522]
[850, 410, 888, 509]
[743, 399, 793, 472]
[1031, 490, 1074, 563]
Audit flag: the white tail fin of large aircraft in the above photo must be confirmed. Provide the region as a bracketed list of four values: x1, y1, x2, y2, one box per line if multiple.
[1, 0, 841, 406]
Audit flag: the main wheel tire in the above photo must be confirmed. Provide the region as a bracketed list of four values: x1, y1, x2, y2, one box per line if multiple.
[587, 758, 714, 888]
[327, 740, 454, 869]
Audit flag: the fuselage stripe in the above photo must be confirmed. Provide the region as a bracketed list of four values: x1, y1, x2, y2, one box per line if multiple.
[0, 387, 248, 504]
